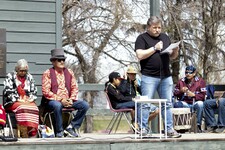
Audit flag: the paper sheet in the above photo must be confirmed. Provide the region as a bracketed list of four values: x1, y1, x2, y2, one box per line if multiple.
[161, 41, 181, 54]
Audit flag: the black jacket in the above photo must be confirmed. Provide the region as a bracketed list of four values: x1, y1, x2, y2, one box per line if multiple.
[118, 79, 141, 97]
[105, 83, 132, 109]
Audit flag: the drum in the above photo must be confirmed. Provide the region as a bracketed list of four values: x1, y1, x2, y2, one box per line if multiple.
[171, 108, 192, 130]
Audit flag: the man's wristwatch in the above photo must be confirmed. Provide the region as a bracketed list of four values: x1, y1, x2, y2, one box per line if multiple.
[153, 46, 157, 51]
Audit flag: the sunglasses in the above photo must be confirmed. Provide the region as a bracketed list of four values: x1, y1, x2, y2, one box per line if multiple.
[185, 71, 194, 75]
[56, 59, 65, 62]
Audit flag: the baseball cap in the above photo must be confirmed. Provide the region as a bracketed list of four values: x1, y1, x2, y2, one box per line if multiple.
[185, 65, 196, 74]
[109, 72, 123, 80]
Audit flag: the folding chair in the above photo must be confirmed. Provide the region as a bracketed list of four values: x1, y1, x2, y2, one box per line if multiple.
[42, 107, 75, 136]
[104, 92, 136, 134]
[2, 94, 15, 138]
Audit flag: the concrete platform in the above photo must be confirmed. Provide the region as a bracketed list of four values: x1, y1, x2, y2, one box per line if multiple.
[0, 133, 225, 150]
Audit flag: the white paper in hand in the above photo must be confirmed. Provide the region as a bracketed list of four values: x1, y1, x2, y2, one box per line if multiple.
[161, 41, 181, 54]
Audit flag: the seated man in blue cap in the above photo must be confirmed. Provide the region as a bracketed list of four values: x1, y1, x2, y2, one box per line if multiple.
[173, 65, 206, 132]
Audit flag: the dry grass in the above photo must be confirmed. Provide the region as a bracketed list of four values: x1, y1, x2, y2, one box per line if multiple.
[91, 116, 131, 133]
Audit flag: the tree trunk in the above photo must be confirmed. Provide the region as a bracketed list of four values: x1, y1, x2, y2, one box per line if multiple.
[83, 115, 93, 133]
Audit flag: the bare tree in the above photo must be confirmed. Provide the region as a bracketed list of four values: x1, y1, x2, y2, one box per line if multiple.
[61, 0, 225, 133]
[62, 0, 139, 132]
[161, 0, 225, 84]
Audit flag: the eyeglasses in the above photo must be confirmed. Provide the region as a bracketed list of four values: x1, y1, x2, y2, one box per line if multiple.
[19, 70, 28, 73]
[56, 59, 65, 62]
[127, 73, 136, 75]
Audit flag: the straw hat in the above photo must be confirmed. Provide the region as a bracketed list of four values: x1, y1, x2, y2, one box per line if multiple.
[127, 66, 137, 74]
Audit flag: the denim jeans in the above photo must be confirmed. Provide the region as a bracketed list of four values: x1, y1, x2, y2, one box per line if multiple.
[174, 101, 204, 126]
[115, 101, 135, 109]
[138, 75, 174, 131]
[204, 98, 225, 127]
[46, 100, 89, 133]
[115, 101, 138, 123]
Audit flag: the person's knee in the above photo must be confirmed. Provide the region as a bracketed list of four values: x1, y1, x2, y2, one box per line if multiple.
[83, 101, 89, 111]
[196, 101, 204, 108]
[53, 102, 63, 111]
[78, 100, 89, 111]
[174, 101, 183, 108]
[219, 98, 225, 106]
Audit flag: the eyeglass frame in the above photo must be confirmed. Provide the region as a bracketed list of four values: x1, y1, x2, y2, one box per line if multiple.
[52, 58, 66, 62]
[19, 70, 28, 73]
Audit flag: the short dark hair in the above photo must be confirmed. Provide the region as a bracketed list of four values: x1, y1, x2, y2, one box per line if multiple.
[147, 16, 162, 26]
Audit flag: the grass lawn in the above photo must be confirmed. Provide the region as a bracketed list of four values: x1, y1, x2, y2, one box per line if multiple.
[91, 116, 132, 133]
[45, 113, 133, 134]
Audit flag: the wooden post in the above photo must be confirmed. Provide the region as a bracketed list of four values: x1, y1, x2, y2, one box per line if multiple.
[150, 0, 160, 17]
[83, 91, 93, 133]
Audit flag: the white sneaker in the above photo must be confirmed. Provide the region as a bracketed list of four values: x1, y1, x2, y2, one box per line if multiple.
[139, 128, 152, 137]
[167, 129, 182, 138]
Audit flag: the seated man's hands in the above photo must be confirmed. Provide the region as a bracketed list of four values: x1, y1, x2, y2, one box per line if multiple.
[186, 90, 195, 97]
[61, 99, 73, 107]
[180, 87, 188, 93]
[180, 87, 195, 97]
[67, 99, 73, 106]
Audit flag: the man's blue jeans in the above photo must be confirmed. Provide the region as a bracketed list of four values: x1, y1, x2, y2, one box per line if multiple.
[138, 75, 174, 131]
[174, 101, 204, 126]
[204, 98, 225, 127]
[46, 100, 89, 133]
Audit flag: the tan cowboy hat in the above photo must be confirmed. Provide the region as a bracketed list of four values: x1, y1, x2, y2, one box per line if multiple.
[127, 66, 137, 74]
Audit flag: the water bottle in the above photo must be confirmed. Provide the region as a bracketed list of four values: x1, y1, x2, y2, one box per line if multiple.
[4, 125, 9, 137]
[41, 126, 47, 138]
